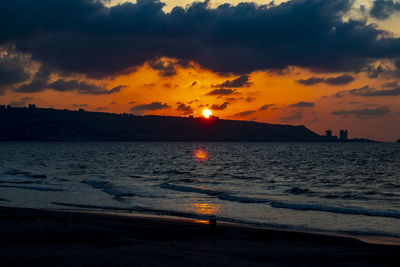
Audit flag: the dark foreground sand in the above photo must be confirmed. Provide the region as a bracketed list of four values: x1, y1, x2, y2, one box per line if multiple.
[0, 206, 399, 266]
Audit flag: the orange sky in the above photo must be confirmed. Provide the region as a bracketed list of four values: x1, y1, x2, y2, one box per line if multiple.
[1, 0, 400, 141]
[3, 57, 399, 141]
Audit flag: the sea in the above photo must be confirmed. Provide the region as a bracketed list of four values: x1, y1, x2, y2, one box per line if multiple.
[1, 142, 400, 241]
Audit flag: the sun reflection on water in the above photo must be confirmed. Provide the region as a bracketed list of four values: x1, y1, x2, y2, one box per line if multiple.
[192, 201, 220, 223]
[193, 148, 209, 162]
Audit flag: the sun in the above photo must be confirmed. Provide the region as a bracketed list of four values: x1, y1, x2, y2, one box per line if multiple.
[202, 109, 212, 118]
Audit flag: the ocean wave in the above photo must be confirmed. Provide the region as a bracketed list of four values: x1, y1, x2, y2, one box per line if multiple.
[83, 180, 136, 201]
[2, 169, 47, 179]
[0, 184, 63, 192]
[160, 183, 224, 196]
[83, 180, 160, 201]
[161, 183, 270, 203]
[217, 193, 270, 203]
[160, 183, 400, 219]
[271, 201, 400, 219]
[285, 187, 315, 195]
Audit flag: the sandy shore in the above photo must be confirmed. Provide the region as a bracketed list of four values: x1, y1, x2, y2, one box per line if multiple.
[0, 206, 399, 266]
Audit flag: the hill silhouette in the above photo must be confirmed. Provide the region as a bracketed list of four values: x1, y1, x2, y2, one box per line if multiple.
[0, 107, 321, 141]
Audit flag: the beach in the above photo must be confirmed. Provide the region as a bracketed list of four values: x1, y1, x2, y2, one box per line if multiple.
[1, 206, 399, 266]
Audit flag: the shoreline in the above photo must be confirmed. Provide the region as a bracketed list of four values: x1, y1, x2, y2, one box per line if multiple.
[1, 206, 399, 266]
[51, 206, 400, 246]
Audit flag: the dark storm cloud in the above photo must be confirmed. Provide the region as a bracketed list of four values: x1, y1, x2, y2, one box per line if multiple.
[296, 74, 354, 86]
[16, 67, 126, 95]
[214, 75, 251, 88]
[234, 110, 256, 117]
[131, 101, 170, 111]
[48, 80, 125, 95]
[176, 102, 193, 114]
[148, 58, 177, 77]
[206, 88, 235, 96]
[290, 101, 315, 108]
[331, 106, 390, 116]
[0, 53, 30, 93]
[210, 102, 229, 110]
[370, 0, 400, 20]
[259, 104, 275, 110]
[335, 85, 400, 97]
[2, 0, 400, 77]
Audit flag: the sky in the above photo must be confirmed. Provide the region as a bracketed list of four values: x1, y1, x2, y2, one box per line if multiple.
[1, 0, 400, 141]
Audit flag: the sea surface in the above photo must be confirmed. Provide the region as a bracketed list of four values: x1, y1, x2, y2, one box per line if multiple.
[1, 142, 400, 239]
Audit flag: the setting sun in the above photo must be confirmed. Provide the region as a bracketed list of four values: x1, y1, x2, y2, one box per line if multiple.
[202, 109, 212, 118]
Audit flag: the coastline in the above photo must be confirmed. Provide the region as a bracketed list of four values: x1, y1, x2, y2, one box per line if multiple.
[1, 206, 399, 266]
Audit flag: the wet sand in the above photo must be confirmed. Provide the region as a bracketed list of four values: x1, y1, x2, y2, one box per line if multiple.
[0, 206, 399, 266]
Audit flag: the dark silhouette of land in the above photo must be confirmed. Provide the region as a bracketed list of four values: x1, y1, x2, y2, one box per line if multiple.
[0, 106, 321, 141]
[0, 106, 376, 142]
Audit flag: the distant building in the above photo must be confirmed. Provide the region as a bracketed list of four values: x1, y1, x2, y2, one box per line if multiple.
[324, 129, 338, 141]
[0, 105, 5, 110]
[188, 115, 194, 119]
[28, 104, 36, 109]
[325, 130, 332, 137]
[339, 129, 348, 140]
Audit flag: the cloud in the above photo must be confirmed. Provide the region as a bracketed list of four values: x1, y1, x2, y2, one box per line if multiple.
[2, 0, 399, 77]
[210, 102, 229, 110]
[325, 74, 354, 85]
[176, 102, 193, 115]
[128, 101, 136, 105]
[17, 67, 126, 95]
[206, 88, 235, 96]
[296, 77, 325, 86]
[336, 85, 400, 97]
[370, 0, 400, 20]
[296, 74, 354, 86]
[331, 106, 391, 116]
[290, 101, 315, 108]
[72, 103, 88, 108]
[131, 101, 170, 112]
[280, 111, 303, 122]
[148, 58, 177, 77]
[382, 81, 398, 88]
[245, 97, 255, 102]
[213, 75, 251, 88]
[8, 100, 26, 107]
[47, 80, 125, 95]
[109, 101, 117, 105]
[233, 110, 256, 117]
[96, 106, 108, 111]
[259, 104, 275, 110]
[0, 50, 30, 93]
